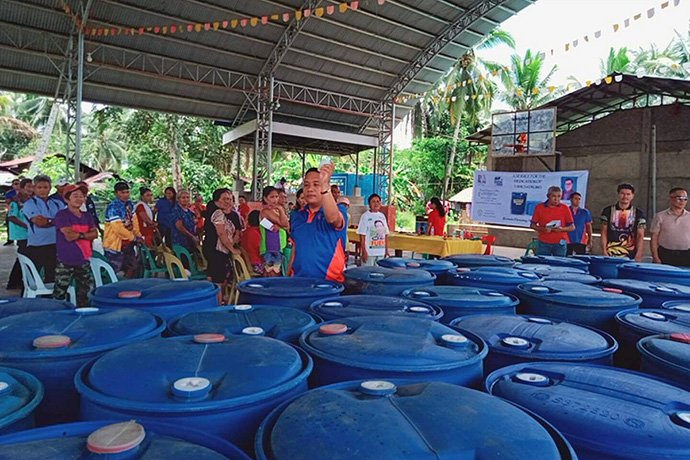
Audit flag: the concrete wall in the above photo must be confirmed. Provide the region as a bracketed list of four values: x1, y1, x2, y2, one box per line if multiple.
[493, 104, 690, 230]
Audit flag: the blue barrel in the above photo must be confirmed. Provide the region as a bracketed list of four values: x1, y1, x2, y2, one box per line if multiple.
[602, 279, 690, 308]
[450, 314, 618, 374]
[442, 254, 515, 269]
[539, 272, 602, 284]
[76, 334, 312, 454]
[343, 266, 435, 296]
[444, 266, 541, 295]
[618, 262, 690, 286]
[0, 420, 250, 459]
[663, 301, 690, 312]
[400, 286, 519, 323]
[0, 367, 42, 435]
[376, 257, 455, 279]
[0, 307, 164, 426]
[167, 304, 316, 343]
[237, 278, 343, 310]
[615, 308, 690, 369]
[255, 379, 576, 460]
[638, 333, 690, 391]
[309, 295, 443, 322]
[90, 278, 219, 320]
[520, 255, 590, 272]
[486, 362, 690, 460]
[572, 255, 631, 279]
[514, 263, 587, 276]
[518, 281, 641, 334]
[0, 298, 71, 319]
[299, 316, 487, 388]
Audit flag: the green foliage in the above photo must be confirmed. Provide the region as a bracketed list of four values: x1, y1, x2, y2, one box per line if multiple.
[600, 47, 632, 76]
[393, 133, 486, 215]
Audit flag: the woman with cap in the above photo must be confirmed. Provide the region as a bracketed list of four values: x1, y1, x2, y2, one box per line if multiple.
[53, 183, 98, 306]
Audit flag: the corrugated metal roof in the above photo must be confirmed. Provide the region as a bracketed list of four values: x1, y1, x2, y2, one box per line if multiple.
[0, 0, 535, 134]
[466, 74, 690, 144]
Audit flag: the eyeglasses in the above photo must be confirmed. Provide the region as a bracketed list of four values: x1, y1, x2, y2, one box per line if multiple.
[672, 196, 689, 201]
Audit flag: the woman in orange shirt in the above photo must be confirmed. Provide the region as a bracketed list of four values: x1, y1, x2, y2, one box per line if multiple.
[427, 197, 447, 237]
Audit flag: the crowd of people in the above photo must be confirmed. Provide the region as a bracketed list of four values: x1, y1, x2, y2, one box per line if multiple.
[5, 163, 688, 307]
[530, 182, 690, 266]
[3, 161, 376, 306]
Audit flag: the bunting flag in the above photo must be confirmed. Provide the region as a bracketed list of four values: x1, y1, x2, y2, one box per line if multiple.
[550, 0, 681, 59]
[394, 0, 684, 104]
[59, 0, 381, 38]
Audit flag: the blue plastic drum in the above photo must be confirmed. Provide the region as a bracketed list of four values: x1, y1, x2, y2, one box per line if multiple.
[0, 420, 250, 459]
[572, 255, 631, 279]
[520, 255, 590, 272]
[309, 295, 442, 322]
[638, 333, 690, 391]
[237, 278, 343, 310]
[400, 286, 519, 323]
[167, 304, 316, 343]
[343, 266, 435, 296]
[514, 263, 587, 276]
[376, 257, 455, 280]
[602, 279, 690, 308]
[0, 367, 42, 435]
[90, 278, 219, 320]
[618, 262, 690, 286]
[255, 380, 576, 460]
[444, 266, 541, 295]
[76, 334, 312, 454]
[299, 316, 487, 388]
[662, 301, 690, 312]
[615, 308, 690, 369]
[443, 254, 515, 269]
[538, 272, 602, 284]
[486, 362, 690, 460]
[0, 298, 71, 319]
[518, 281, 641, 333]
[0, 307, 164, 426]
[450, 314, 618, 374]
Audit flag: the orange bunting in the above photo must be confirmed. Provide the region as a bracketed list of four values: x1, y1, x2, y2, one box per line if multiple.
[339, 3, 348, 13]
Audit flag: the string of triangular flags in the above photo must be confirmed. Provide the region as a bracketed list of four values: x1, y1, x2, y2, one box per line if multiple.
[58, 0, 386, 37]
[395, 0, 683, 104]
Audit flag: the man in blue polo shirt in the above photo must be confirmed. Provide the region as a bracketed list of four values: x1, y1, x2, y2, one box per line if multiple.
[567, 192, 593, 255]
[289, 162, 348, 282]
[22, 175, 65, 282]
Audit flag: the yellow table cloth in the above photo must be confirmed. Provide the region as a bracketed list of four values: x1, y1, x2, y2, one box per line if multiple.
[347, 229, 483, 258]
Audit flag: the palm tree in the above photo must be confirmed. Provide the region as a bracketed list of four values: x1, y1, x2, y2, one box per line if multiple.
[600, 47, 632, 76]
[440, 29, 515, 198]
[487, 49, 561, 111]
[632, 35, 689, 78]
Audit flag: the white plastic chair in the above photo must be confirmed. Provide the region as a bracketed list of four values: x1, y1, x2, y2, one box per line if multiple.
[89, 257, 118, 287]
[17, 254, 76, 305]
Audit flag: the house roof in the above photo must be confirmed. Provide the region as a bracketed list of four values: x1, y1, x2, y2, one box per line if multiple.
[466, 73, 690, 144]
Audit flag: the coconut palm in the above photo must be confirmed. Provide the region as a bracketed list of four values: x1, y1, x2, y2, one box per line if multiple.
[486, 49, 561, 111]
[600, 47, 632, 77]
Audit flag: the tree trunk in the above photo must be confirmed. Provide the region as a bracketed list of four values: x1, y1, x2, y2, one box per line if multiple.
[28, 101, 60, 176]
[168, 118, 182, 190]
[442, 116, 462, 200]
[421, 104, 428, 138]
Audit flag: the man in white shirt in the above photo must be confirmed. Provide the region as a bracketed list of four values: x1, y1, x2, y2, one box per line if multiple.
[357, 193, 390, 266]
[651, 187, 690, 267]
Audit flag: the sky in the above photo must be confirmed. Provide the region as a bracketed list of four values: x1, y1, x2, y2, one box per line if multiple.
[395, 0, 689, 146]
[478, 0, 689, 90]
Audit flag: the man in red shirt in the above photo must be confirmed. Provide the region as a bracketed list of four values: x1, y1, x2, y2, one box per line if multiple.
[530, 186, 575, 257]
[237, 195, 251, 225]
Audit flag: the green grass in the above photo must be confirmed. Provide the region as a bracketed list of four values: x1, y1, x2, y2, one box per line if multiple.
[396, 210, 416, 232]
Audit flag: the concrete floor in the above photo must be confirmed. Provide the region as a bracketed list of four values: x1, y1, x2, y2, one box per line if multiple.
[0, 243, 22, 298]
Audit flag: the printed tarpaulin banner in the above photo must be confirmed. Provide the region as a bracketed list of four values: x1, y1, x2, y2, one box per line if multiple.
[471, 170, 589, 227]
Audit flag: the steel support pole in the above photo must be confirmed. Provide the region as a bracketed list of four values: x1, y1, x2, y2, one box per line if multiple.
[388, 104, 395, 205]
[75, 28, 85, 181]
[651, 124, 657, 216]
